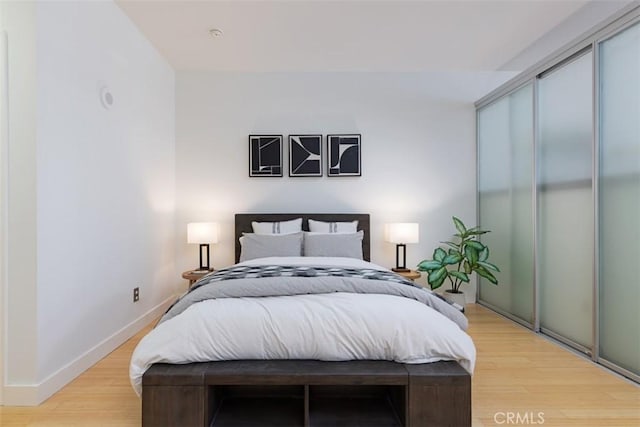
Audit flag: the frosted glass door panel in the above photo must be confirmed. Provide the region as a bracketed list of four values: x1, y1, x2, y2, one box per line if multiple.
[538, 52, 593, 349]
[478, 84, 534, 324]
[479, 99, 512, 311]
[598, 22, 640, 375]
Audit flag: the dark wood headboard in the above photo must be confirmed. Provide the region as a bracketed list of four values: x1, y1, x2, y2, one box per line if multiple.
[235, 213, 371, 263]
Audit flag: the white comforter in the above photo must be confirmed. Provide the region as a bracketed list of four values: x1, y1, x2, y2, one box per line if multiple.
[129, 257, 476, 396]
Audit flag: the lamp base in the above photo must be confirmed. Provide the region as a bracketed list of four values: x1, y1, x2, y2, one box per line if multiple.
[394, 244, 409, 272]
[198, 244, 211, 271]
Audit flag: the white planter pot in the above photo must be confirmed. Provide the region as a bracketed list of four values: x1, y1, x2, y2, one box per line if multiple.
[444, 290, 466, 307]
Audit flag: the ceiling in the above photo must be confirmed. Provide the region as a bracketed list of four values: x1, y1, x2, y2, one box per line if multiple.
[116, 0, 593, 72]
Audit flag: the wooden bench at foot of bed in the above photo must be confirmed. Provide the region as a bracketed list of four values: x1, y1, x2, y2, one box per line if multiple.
[142, 360, 471, 427]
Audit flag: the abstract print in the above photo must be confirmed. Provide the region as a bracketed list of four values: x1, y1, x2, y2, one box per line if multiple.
[289, 135, 322, 177]
[249, 135, 283, 177]
[328, 134, 361, 176]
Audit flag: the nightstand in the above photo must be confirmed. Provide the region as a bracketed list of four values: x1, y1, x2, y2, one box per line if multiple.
[395, 270, 421, 281]
[182, 269, 214, 286]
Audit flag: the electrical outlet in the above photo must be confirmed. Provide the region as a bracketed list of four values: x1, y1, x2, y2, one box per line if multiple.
[133, 287, 140, 302]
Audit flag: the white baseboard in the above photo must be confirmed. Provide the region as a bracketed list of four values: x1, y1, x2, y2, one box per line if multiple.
[2, 294, 177, 406]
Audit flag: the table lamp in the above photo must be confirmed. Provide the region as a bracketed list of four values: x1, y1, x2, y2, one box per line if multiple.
[187, 222, 219, 271]
[386, 223, 419, 272]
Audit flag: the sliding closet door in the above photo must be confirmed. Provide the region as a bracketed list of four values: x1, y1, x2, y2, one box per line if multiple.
[598, 22, 640, 377]
[478, 84, 534, 324]
[537, 52, 594, 350]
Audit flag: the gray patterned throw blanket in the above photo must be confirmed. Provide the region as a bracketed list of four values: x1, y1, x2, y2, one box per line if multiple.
[161, 264, 468, 330]
[192, 265, 421, 290]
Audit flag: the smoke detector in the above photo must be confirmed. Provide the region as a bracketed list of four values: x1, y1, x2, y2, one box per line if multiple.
[99, 86, 114, 110]
[209, 28, 223, 38]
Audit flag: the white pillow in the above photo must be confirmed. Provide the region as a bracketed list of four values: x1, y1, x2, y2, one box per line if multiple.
[303, 231, 364, 259]
[308, 219, 358, 233]
[252, 218, 302, 235]
[239, 232, 304, 262]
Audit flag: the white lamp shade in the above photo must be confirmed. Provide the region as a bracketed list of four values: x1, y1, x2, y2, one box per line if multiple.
[187, 222, 219, 244]
[386, 223, 419, 244]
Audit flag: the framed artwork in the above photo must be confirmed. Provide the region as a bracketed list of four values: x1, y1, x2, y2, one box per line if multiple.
[327, 134, 361, 177]
[249, 135, 283, 177]
[289, 134, 322, 177]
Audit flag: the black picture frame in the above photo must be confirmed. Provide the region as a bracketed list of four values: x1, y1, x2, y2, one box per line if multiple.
[289, 134, 323, 177]
[249, 135, 283, 177]
[327, 134, 361, 177]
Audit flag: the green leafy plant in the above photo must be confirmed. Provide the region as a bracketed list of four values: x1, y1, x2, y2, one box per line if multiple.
[417, 217, 499, 293]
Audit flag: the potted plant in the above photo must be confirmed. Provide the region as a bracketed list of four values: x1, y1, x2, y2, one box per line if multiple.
[417, 216, 499, 306]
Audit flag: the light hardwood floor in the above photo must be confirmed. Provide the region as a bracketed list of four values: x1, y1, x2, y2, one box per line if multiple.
[0, 304, 638, 426]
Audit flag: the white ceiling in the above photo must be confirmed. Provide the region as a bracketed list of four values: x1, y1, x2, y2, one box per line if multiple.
[116, 0, 593, 72]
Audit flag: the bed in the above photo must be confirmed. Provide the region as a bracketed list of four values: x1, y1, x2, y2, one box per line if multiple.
[133, 213, 474, 426]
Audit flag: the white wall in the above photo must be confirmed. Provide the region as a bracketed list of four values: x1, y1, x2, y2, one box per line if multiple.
[2, 0, 177, 404]
[0, 16, 6, 406]
[1, 1, 39, 404]
[500, 0, 635, 71]
[176, 72, 479, 298]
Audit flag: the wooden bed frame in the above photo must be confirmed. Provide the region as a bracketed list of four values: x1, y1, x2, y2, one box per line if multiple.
[141, 213, 471, 427]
